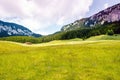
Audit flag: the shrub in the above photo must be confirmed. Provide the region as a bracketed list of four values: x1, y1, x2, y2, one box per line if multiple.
[107, 29, 114, 36]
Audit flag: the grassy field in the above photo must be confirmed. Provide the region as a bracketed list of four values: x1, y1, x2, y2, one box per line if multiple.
[0, 37, 120, 80]
[87, 35, 120, 41]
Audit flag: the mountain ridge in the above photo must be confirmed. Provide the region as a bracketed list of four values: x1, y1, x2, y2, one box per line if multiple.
[0, 20, 41, 37]
[61, 3, 120, 31]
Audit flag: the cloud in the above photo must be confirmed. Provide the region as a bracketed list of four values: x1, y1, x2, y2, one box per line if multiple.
[104, 3, 109, 9]
[0, 0, 93, 35]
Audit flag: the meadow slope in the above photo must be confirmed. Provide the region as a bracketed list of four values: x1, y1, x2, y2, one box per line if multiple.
[0, 40, 120, 80]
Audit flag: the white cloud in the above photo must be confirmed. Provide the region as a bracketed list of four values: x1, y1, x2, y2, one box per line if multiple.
[0, 0, 93, 35]
[57, 17, 66, 26]
[104, 3, 109, 9]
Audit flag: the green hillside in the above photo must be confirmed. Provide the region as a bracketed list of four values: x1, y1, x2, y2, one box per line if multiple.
[0, 21, 120, 43]
[0, 40, 120, 80]
[87, 34, 120, 40]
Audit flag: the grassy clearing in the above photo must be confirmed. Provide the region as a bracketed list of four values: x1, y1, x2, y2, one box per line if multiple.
[30, 35, 120, 47]
[0, 40, 120, 80]
[87, 34, 120, 41]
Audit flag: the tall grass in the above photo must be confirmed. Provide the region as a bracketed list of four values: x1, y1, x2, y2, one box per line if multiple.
[0, 40, 120, 80]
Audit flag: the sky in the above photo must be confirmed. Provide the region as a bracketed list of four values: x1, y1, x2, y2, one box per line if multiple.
[0, 0, 120, 35]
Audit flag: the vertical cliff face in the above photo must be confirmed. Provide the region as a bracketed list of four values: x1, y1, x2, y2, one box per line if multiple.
[86, 3, 120, 25]
[61, 3, 120, 31]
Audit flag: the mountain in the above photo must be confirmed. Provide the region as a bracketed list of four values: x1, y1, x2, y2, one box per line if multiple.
[0, 20, 41, 37]
[0, 3, 120, 43]
[61, 3, 120, 31]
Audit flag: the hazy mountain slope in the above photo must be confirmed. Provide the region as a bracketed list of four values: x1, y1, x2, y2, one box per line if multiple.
[0, 20, 41, 37]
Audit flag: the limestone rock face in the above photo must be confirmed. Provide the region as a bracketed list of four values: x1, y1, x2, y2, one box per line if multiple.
[61, 3, 120, 31]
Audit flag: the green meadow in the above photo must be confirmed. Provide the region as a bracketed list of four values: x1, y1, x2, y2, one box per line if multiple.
[0, 35, 120, 80]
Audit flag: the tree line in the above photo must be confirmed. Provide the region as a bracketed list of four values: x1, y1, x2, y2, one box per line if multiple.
[0, 21, 120, 43]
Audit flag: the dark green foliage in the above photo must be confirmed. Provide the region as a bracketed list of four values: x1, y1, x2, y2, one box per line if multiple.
[61, 21, 120, 40]
[61, 29, 91, 40]
[0, 21, 120, 43]
[0, 36, 42, 43]
[0, 32, 65, 43]
[107, 29, 114, 35]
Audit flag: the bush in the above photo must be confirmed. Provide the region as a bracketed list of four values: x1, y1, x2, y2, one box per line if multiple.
[107, 29, 114, 36]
